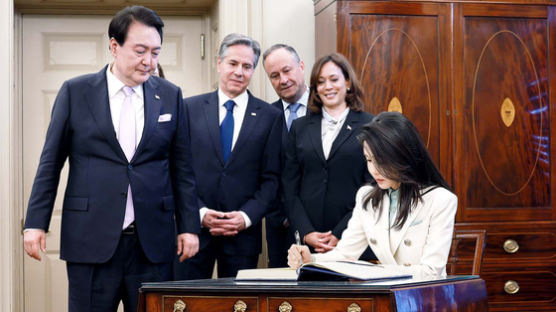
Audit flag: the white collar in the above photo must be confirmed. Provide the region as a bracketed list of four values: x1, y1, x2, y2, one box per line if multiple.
[106, 64, 143, 98]
[218, 88, 249, 108]
[282, 87, 309, 110]
[322, 107, 350, 124]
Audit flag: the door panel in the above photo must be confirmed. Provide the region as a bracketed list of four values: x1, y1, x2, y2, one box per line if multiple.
[456, 5, 550, 221]
[338, 2, 452, 180]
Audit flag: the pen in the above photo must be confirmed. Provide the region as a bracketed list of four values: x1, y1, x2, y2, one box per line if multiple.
[294, 230, 302, 245]
[294, 230, 303, 265]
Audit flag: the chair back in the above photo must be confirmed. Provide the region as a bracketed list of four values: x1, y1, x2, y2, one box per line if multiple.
[448, 229, 486, 275]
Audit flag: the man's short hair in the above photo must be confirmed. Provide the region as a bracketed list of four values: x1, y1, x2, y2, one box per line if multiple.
[262, 44, 301, 65]
[218, 33, 261, 68]
[109, 5, 164, 46]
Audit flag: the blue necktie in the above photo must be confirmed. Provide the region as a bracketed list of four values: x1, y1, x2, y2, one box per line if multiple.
[220, 100, 235, 162]
[287, 103, 301, 131]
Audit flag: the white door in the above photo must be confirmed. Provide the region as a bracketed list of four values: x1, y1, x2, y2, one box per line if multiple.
[22, 15, 208, 312]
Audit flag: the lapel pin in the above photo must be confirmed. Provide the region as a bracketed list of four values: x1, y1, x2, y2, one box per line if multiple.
[347, 125, 352, 131]
[155, 94, 160, 100]
[251, 112, 257, 116]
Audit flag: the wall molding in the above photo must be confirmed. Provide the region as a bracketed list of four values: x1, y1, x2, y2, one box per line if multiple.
[14, 2, 211, 16]
[217, 0, 265, 103]
[1, 1, 22, 311]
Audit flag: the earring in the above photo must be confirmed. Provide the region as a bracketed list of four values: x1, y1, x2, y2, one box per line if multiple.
[347, 87, 351, 92]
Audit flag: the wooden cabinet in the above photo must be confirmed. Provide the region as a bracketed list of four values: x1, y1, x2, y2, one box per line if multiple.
[315, 0, 555, 310]
[139, 277, 488, 312]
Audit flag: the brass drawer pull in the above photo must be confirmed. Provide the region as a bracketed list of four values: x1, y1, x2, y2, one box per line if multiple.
[173, 299, 186, 312]
[234, 299, 247, 312]
[504, 280, 520, 294]
[278, 301, 292, 312]
[347, 303, 361, 312]
[503, 239, 519, 253]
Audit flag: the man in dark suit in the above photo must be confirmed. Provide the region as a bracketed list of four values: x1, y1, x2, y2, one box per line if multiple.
[262, 44, 309, 267]
[173, 33, 283, 279]
[23, 6, 199, 312]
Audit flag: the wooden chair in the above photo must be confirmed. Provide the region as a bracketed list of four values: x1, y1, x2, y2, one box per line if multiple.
[448, 229, 486, 275]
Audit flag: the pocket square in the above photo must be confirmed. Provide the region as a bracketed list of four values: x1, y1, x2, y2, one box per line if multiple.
[158, 114, 172, 122]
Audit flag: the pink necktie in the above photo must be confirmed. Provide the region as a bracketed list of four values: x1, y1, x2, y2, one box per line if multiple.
[119, 86, 136, 229]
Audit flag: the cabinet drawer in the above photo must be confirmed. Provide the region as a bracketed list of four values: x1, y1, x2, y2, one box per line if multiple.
[482, 271, 556, 304]
[483, 232, 556, 260]
[163, 295, 258, 312]
[268, 297, 373, 312]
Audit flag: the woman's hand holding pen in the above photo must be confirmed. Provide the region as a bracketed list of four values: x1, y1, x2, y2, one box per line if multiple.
[287, 244, 312, 269]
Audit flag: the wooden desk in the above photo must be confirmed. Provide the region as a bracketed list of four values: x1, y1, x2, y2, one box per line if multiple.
[139, 275, 488, 312]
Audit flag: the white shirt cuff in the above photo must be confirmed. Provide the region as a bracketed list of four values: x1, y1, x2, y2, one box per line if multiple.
[199, 207, 209, 227]
[23, 228, 44, 233]
[240, 211, 252, 228]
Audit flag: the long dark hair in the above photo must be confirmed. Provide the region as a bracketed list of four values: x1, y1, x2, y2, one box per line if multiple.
[308, 53, 364, 113]
[357, 112, 451, 230]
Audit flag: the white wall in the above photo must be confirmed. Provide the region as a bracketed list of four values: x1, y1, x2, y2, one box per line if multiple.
[215, 0, 315, 103]
[261, 0, 315, 103]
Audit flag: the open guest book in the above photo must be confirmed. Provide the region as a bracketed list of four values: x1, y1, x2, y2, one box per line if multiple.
[235, 260, 412, 282]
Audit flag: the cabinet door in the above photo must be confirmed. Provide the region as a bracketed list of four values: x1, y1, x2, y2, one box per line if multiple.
[337, 1, 452, 178]
[454, 4, 553, 222]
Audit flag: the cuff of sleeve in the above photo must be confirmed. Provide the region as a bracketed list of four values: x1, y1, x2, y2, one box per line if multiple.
[240, 211, 252, 228]
[23, 228, 44, 233]
[199, 207, 209, 227]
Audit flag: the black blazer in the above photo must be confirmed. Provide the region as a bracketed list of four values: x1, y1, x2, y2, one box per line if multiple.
[265, 99, 289, 227]
[183, 90, 283, 256]
[282, 110, 374, 240]
[25, 65, 200, 264]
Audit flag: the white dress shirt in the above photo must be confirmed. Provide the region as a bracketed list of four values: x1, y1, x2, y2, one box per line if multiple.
[321, 107, 350, 159]
[199, 89, 252, 228]
[217, 89, 248, 150]
[281, 88, 309, 119]
[106, 65, 144, 147]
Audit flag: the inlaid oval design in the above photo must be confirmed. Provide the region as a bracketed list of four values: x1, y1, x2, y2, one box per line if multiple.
[500, 97, 515, 127]
[471, 30, 544, 196]
[360, 28, 432, 147]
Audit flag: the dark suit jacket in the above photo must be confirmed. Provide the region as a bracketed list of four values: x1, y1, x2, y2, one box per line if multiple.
[183, 90, 283, 256]
[24, 65, 200, 264]
[265, 99, 289, 228]
[282, 110, 374, 240]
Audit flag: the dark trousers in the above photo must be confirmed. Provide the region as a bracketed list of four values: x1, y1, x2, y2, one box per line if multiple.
[173, 239, 259, 280]
[266, 221, 295, 268]
[66, 229, 171, 312]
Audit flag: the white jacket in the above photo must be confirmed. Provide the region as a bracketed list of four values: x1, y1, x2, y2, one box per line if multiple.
[313, 185, 458, 278]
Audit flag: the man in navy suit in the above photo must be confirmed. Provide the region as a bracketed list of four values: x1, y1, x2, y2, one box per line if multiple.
[262, 44, 309, 267]
[173, 33, 283, 279]
[23, 6, 199, 312]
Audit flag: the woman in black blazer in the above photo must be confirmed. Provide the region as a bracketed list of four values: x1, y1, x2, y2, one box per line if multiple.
[282, 53, 374, 254]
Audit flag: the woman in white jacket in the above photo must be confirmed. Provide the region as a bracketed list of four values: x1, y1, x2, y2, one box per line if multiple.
[288, 112, 457, 278]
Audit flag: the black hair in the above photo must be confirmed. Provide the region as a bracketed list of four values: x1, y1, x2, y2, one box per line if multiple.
[357, 112, 451, 230]
[108, 5, 164, 46]
[308, 53, 364, 113]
